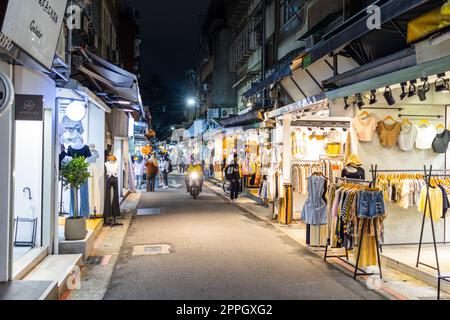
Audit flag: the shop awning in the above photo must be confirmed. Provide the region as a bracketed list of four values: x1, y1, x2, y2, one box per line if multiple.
[75, 48, 143, 113]
[325, 52, 450, 100]
[305, 0, 434, 65]
[56, 87, 112, 114]
[220, 111, 264, 128]
[267, 93, 327, 119]
[243, 64, 293, 98]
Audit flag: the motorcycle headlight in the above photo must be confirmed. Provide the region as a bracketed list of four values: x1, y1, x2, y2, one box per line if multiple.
[190, 172, 199, 179]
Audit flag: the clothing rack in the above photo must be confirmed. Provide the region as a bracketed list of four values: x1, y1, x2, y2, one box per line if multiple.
[370, 165, 450, 300]
[324, 177, 383, 280]
[417, 165, 450, 300]
[360, 107, 404, 111]
[398, 114, 443, 119]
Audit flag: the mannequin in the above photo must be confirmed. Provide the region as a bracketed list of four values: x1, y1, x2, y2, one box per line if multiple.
[342, 154, 365, 180]
[104, 155, 122, 226]
[66, 135, 92, 218]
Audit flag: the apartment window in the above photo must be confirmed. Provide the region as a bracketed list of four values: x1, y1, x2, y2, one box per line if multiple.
[280, 0, 302, 26]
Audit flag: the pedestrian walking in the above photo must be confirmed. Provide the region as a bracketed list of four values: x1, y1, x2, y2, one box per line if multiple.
[145, 153, 159, 192]
[133, 156, 145, 189]
[161, 155, 170, 189]
[224, 154, 241, 202]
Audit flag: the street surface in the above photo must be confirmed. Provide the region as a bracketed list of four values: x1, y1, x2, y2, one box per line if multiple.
[104, 175, 383, 300]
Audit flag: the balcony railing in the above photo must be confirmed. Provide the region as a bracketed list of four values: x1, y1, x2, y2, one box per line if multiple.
[227, 0, 252, 27]
[229, 17, 262, 72]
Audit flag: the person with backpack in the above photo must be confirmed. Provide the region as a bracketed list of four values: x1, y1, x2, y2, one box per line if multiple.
[145, 153, 159, 192]
[225, 153, 241, 202]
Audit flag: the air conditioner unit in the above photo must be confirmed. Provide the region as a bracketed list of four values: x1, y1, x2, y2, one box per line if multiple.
[207, 108, 220, 119]
[220, 108, 235, 119]
[305, 34, 321, 50]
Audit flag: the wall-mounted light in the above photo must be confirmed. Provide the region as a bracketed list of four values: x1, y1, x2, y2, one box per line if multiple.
[383, 87, 396, 106]
[408, 80, 417, 97]
[435, 73, 450, 93]
[400, 82, 408, 100]
[369, 90, 378, 105]
[66, 100, 87, 121]
[344, 96, 351, 110]
[356, 93, 365, 110]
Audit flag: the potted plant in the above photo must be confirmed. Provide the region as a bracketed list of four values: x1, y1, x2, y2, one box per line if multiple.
[61, 157, 91, 241]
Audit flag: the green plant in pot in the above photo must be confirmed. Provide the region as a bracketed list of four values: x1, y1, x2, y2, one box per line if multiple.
[61, 157, 91, 241]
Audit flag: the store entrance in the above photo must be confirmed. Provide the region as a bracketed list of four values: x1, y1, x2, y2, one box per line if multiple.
[12, 119, 44, 262]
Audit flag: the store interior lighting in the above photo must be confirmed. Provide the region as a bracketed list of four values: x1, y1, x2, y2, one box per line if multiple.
[418, 77, 430, 101]
[369, 90, 378, 105]
[399, 82, 408, 100]
[343, 96, 350, 110]
[383, 86, 396, 106]
[435, 73, 450, 93]
[66, 100, 87, 122]
[356, 93, 365, 109]
[408, 80, 417, 97]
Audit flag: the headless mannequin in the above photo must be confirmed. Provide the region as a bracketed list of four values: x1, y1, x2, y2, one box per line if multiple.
[104, 157, 122, 226]
[65, 136, 92, 218]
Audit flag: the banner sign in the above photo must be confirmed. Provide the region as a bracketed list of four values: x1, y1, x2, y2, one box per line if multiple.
[1, 0, 68, 70]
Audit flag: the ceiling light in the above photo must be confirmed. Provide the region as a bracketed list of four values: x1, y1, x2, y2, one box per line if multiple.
[383, 86, 396, 106]
[435, 73, 450, 93]
[418, 77, 430, 101]
[399, 82, 408, 100]
[66, 100, 87, 121]
[408, 80, 417, 97]
[369, 90, 378, 105]
[116, 100, 132, 105]
[343, 97, 351, 110]
[356, 93, 365, 110]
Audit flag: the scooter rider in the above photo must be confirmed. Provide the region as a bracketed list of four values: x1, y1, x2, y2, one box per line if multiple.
[186, 161, 204, 193]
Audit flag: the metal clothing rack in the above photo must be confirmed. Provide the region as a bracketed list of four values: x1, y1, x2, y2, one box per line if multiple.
[416, 165, 450, 300]
[324, 177, 383, 280]
[398, 114, 443, 119]
[370, 165, 450, 300]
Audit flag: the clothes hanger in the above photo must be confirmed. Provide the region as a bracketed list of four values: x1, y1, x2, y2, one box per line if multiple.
[436, 124, 446, 132]
[358, 111, 370, 119]
[401, 118, 412, 126]
[383, 115, 396, 124]
[418, 119, 431, 127]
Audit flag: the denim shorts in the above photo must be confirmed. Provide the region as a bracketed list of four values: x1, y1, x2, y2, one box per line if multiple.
[357, 191, 385, 218]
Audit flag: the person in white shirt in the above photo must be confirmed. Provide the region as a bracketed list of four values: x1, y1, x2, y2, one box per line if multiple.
[133, 156, 145, 189]
[161, 155, 170, 189]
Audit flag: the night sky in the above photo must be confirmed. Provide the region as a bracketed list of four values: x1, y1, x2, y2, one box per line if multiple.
[129, 0, 211, 90]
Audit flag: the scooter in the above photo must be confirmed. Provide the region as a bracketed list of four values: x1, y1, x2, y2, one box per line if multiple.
[188, 172, 202, 199]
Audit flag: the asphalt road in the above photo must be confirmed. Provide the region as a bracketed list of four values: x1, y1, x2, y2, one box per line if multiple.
[104, 175, 383, 300]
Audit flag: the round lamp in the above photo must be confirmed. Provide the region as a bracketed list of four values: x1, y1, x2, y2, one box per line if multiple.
[66, 100, 87, 121]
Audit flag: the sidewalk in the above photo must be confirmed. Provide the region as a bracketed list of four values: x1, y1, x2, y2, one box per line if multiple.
[64, 192, 141, 300]
[205, 181, 448, 301]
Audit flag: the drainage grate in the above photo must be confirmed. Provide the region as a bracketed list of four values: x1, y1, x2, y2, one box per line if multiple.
[85, 256, 104, 265]
[132, 244, 171, 256]
[137, 208, 163, 216]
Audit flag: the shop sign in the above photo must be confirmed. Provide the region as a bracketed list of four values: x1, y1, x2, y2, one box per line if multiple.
[268, 93, 327, 119]
[15, 95, 43, 121]
[0, 72, 14, 117]
[0, 0, 68, 70]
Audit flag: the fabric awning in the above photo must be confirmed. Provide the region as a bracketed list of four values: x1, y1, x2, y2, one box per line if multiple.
[77, 48, 142, 112]
[220, 111, 264, 128]
[243, 64, 293, 98]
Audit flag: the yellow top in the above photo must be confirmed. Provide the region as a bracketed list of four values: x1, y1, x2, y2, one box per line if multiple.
[418, 186, 443, 222]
